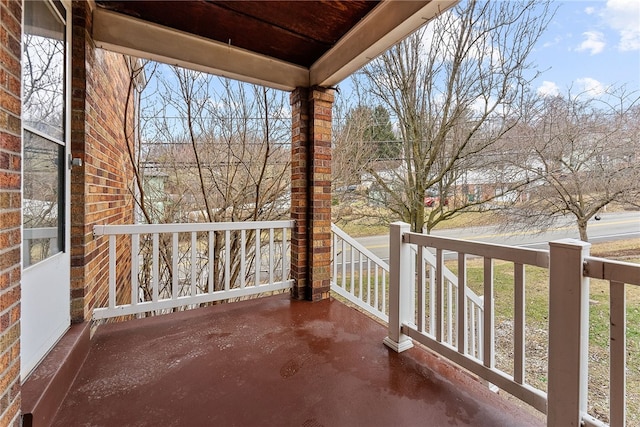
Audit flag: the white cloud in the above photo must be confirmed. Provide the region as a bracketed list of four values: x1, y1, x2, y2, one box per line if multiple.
[584, 6, 596, 15]
[543, 36, 563, 49]
[537, 81, 560, 97]
[576, 31, 606, 55]
[575, 77, 605, 96]
[602, 0, 640, 51]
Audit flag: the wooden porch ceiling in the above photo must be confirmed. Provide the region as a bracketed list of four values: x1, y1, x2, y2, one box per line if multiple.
[92, 0, 457, 91]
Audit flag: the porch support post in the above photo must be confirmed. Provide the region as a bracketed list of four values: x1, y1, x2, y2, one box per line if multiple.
[290, 87, 334, 301]
[384, 222, 414, 352]
[0, 0, 23, 423]
[547, 239, 591, 427]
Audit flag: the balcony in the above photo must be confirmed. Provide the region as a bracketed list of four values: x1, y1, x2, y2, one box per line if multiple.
[23, 221, 638, 426]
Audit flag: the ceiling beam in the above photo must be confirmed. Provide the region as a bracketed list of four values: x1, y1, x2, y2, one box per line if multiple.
[92, 8, 309, 91]
[310, 0, 457, 88]
[93, 1, 458, 92]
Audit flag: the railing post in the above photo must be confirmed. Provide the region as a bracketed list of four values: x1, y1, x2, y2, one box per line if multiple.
[547, 239, 591, 427]
[383, 222, 414, 352]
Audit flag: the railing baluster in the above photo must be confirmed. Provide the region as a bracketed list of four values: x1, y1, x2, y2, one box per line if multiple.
[457, 253, 467, 355]
[225, 230, 231, 291]
[191, 232, 197, 297]
[514, 262, 525, 384]
[172, 232, 179, 299]
[208, 231, 214, 293]
[131, 234, 139, 305]
[429, 265, 435, 335]
[382, 269, 386, 315]
[477, 304, 484, 361]
[240, 230, 246, 288]
[350, 244, 355, 294]
[282, 227, 288, 281]
[152, 233, 159, 302]
[269, 228, 274, 285]
[109, 235, 116, 308]
[610, 280, 626, 427]
[341, 238, 346, 290]
[447, 279, 453, 345]
[483, 258, 494, 369]
[417, 246, 425, 332]
[366, 259, 371, 304]
[435, 249, 444, 343]
[331, 233, 340, 286]
[470, 302, 476, 357]
[255, 228, 261, 287]
[358, 251, 363, 299]
[374, 265, 379, 311]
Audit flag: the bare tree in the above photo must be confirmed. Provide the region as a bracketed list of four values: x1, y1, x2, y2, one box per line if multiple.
[352, 0, 555, 233]
[126, 64, 291, 305]
[504, 85, 640, 241]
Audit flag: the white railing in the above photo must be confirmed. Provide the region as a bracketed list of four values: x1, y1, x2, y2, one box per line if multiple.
[92, 220, 294, 319]
[330, 223, 485, 352]
[385, 222, 549, 413]
[413, 244, 486, 360]
[548, 241, 640, 427]
[386, 222, 640, 427]
[330, 223, 390, 321]
[581, 256, 638, 427]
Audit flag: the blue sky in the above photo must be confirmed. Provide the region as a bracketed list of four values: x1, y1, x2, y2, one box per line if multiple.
[531, 0, 640, 96]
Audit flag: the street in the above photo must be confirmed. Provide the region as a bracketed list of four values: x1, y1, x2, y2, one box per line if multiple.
[355, 211, 640, 262]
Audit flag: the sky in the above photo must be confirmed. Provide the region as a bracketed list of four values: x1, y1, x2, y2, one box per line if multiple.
[143, 0, 640, 127]
[530, 0, 640, 96]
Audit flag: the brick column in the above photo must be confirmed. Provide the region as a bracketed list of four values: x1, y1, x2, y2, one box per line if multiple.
[70, 2, 135, 322]
[290, 87, 334, 301]
[0, 0, 23, 424]
[69, 1, 90, 322]
[290, 88, 309, 299]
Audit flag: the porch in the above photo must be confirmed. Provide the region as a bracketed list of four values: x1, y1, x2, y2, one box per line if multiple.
[21, 220, 639, 426]
[50, 293, 540, 426]
[6, 2, 637, 425]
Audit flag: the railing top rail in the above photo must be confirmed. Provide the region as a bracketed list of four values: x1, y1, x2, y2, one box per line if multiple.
[331, 223, 389, 269]
[403, 231, 550, 268]
[584, 256, 640, 285]
[93, 220, 295, 236]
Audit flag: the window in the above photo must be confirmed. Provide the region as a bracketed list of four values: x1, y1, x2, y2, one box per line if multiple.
[22, 0, 66, 267]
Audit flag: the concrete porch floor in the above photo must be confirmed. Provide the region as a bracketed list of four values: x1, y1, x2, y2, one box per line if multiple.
[52, 294, 543, 426]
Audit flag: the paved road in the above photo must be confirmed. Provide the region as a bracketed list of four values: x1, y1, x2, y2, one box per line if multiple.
[355, 211, 640, 262]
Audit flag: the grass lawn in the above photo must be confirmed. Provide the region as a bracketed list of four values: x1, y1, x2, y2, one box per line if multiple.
[333, 207, 504, 237]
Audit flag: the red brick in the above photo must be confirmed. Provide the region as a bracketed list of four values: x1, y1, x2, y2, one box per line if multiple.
[290, 87, 334, 301]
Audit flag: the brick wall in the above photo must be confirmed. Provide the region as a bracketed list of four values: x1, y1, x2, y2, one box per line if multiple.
[0, 0, 23, 424]
[290, 87, 334, 301]
[70, 1, 134, 322]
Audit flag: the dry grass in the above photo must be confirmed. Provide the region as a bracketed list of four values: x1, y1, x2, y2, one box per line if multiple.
[334, 206, 504, 236]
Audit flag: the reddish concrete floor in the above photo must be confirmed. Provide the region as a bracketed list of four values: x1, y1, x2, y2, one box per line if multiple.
[52, 294, 543, 427]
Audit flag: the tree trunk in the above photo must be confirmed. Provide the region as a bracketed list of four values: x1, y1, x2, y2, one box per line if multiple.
[577, 220, 589, 242]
